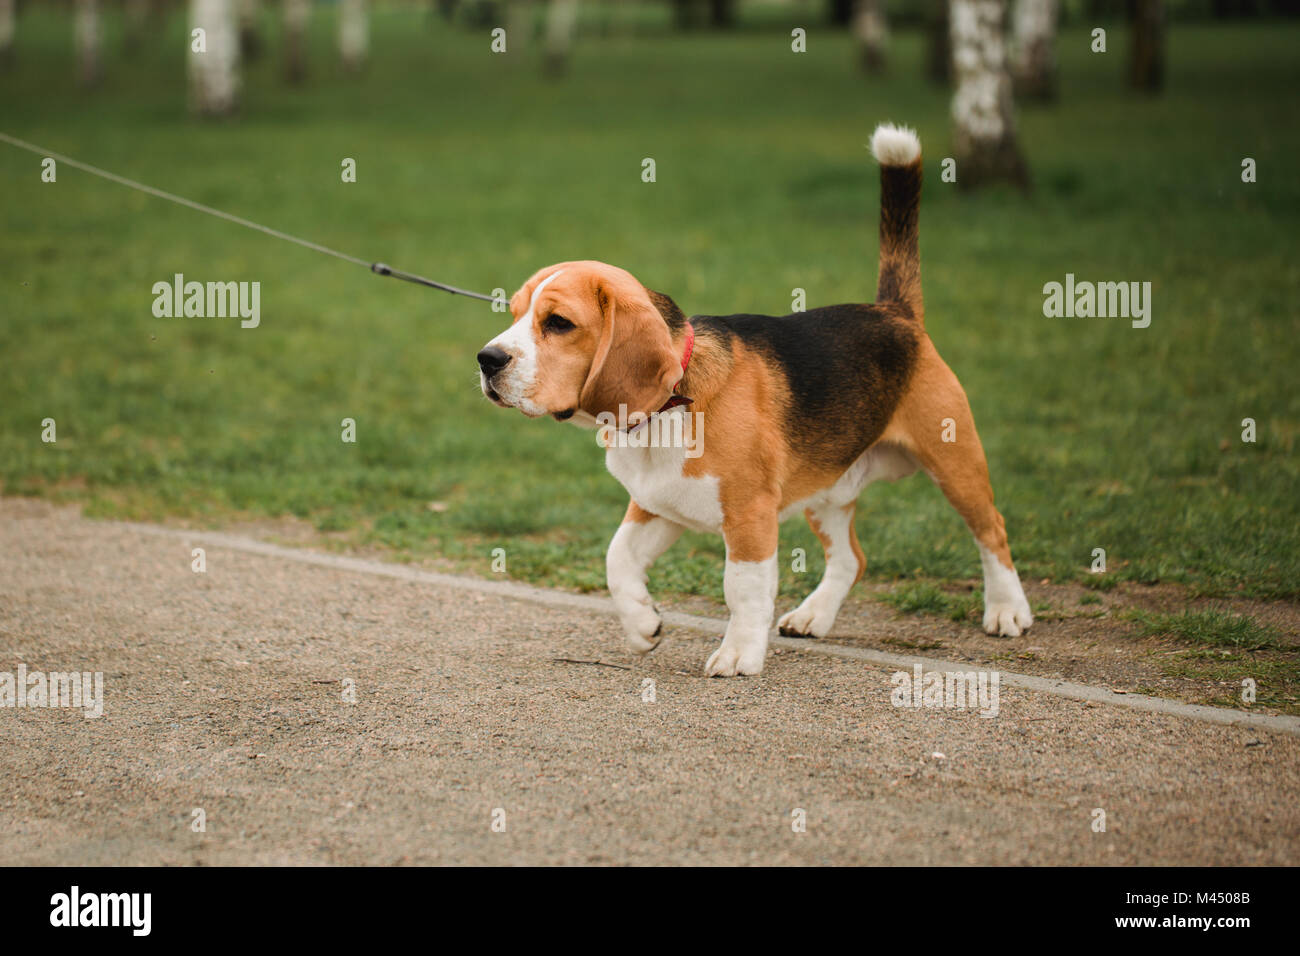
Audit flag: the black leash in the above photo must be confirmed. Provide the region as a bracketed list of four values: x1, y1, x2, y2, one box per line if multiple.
[0, 131, 498, 304]
[368, 262, 495, 301]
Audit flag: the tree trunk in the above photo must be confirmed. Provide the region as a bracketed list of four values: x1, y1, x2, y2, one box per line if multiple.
[124, 0, 150, 52]
[925, 0, 951, 84]
[0, 0, 14, 69]
[672, 0, 703, 29]
[75, 0, 102, 89]
[543, 0, 579, 75]
[189, 0, 240, 115]
[950, 0, 1029, 189]
[237, 0, 262, 60]
[506, 0, 533, 53]
[852, 0, 887, 73]
[340, 0, 368, 72]
[708, 0, 735, 27]
[829, 0, 853, 26]
[1012, 0, 1057, 100]
[1129, 0, 1164, 92]
[284, 0, 309, 84]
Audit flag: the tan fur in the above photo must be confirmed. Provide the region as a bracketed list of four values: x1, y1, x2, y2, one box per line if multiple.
[508, 261, 683, 421]
[680, 340, 786, 561]
[492, 260, 1024, 664]
[502, 263, 1013, 576]
[879, 339, 1016, 570]
[623, 500, 657, 525]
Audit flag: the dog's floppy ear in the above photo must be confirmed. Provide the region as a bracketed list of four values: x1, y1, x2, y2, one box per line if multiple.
[579, 277, 680, 423]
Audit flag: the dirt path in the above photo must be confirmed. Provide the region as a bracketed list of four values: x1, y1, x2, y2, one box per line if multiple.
[1, 499, 1296, 865]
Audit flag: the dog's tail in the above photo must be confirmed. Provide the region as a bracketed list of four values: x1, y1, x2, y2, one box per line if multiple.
[870, 123, 923, 322]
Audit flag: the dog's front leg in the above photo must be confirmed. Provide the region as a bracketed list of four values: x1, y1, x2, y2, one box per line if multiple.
[607, 502, 684, 654]
[705, 504, 779, 677]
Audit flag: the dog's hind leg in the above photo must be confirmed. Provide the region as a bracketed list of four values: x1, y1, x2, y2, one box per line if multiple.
[607, 501, 684, 654]
[933, 466, 1033, 638]
[890, 353, 1033, 637]
[777, 502, 865, 638]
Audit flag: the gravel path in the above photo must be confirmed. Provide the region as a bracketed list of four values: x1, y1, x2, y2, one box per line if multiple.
[1, 499, 1296, 865]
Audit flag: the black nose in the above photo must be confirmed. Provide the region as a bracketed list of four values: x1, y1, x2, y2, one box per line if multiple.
[477, 346, 511, 378]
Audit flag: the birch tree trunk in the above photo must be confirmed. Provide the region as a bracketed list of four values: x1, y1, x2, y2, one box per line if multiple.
[852, 0, 887, 73]
[1129, 0, 1164, 92]
[543, 0, 579, 76]
[0, 0, 14, 69]
[339, 0, 368, 72]
[75, 0, 102, 89]
[189, 0, 240, 115]
[284, 0, 310, 84]
[1011, 0, 1057, 100]
[950, 0, 1029, 189]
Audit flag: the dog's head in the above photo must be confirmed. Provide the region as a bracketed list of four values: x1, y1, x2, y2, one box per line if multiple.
[477, 261, 684, 425]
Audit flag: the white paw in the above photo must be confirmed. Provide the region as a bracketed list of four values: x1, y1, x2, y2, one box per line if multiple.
[777, 595, 836, 638]
[983, 597, 1033, 637]
[704, 640, 766, 677]
[619, 599, 662, 654]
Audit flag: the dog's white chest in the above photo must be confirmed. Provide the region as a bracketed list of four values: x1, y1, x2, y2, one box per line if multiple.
[605, 443, 723, 533]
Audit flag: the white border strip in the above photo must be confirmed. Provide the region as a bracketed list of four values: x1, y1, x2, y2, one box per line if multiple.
[119, 521, 1300, 737]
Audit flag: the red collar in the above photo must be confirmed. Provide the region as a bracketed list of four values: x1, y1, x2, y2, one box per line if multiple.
[658, 323, 695, 413]
[678, 322, 694, 372]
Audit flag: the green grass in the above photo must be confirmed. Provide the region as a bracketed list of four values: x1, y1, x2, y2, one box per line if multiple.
[2, 9, 1299, 607]
[876, 582, 982, 622]
[1160, 652, 1299, 711]
[1124, 608, 1281, 649]
[1126, 608, 1297, 712]
[1125, 607, 1299, 711]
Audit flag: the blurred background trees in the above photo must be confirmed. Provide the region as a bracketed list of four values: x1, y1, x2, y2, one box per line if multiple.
[853, 0, 889, 71]
[1129, 0, 1163, 89]
[188, 0, 239, 113]
[339, 0, 368, 70]
[1012, 0, 1057, 98]
[74, 0, 102, 88]
[950, 0, 1029, 187]
[5, 0, 1298, 187]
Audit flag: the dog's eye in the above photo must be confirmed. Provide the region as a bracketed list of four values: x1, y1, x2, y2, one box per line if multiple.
[542, 314, 575, 334]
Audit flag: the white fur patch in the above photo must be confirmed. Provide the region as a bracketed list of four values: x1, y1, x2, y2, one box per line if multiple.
[605, 439, 723, 534]
[774, 445, 918, 638]
[777, 503, 859, 638]
[706, 553, 778, 677]
[978, 542, 1033, 637]
[606, 516, 683, 653]
[870, 123, 921, 167]
[483, 269, 565, 417]
[780, 442, 918, 521]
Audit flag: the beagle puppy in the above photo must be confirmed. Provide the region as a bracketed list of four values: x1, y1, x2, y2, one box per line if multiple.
[477, 123, 1033, 677]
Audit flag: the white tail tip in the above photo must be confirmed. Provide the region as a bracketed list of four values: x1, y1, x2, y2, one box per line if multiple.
[870, 123, 921, 166]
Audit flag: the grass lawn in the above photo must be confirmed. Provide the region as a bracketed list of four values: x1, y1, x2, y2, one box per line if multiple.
[2, 7, 1298, 615]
